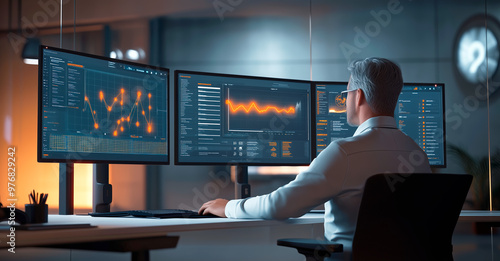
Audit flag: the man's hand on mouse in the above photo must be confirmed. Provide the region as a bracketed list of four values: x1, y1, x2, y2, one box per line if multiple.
[199, 198, 229, 217]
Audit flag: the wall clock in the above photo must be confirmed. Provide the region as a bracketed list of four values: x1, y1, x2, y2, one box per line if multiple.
[454, 15, 500, 98]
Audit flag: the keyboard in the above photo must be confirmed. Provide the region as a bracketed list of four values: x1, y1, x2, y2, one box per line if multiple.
[88, 209, 218, 218]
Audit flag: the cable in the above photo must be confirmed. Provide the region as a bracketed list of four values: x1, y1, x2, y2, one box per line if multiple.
[60, 0, 63, 48]
[73, 0, 76, 50]
[17, 0, 21, 35]
[8, 0, 12, 33]
[309, 0, 312, 81]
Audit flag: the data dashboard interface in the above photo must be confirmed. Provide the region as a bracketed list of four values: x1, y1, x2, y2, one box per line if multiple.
[314, 82, 446, 167]
[395, 83, 445, 167]
[314, 82, 356, 155]
[38, 46, 169, 164]
[176, 71, 312, 165]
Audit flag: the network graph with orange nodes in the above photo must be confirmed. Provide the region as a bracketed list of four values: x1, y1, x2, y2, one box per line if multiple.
[83, 88, 154, 136]
[225, 100, 296, 115]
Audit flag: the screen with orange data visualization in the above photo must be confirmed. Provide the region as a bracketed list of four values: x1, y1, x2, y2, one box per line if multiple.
[175, 71, 311, 165]
[38, 46, 169, 164]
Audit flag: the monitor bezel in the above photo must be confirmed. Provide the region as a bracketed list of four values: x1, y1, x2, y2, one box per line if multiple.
[174, 70, 313, 166]
[311, 81, 447, 168]
[37, 45, 170, 165]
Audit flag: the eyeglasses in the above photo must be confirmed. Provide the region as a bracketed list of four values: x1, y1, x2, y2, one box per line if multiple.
[340, 89, 358, 100]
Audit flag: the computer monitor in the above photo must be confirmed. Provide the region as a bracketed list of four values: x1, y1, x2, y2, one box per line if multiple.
[313, 82, 446, 167]
[175, 70, 312, 166]
[396, 83, 446, 167]
[38, 46, 169, 164]
[38, 46, 169, 213]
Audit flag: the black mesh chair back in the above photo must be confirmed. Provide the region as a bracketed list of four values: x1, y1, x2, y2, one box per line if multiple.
[352, 173, 472, 261]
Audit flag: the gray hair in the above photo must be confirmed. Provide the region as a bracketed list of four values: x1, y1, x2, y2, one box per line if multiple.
[347, 57, 403, 115]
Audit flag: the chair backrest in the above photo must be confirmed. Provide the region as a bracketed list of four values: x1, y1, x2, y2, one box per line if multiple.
[352, 173, 472, 261]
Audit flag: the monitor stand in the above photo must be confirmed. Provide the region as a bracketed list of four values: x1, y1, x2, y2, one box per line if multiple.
[232, 165, 251, 199]
[93, 163, 112, 213]
[58, 163, 113, 214]
[59, 163, 74, 215]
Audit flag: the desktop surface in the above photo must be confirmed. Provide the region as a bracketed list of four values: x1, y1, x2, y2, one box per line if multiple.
[3, 213, 324, 248]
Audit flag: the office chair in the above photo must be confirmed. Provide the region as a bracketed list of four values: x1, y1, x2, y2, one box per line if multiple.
[278, 173, 473, 261]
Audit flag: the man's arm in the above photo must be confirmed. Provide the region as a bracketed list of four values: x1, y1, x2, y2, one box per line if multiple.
[198, 142, 348, 219]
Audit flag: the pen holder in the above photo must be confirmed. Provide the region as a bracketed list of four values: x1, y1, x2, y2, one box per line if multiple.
[25, 204, 48, 224]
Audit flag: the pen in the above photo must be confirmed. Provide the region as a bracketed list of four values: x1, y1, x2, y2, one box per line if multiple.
[28, 190, 48, 205]
[42, 194, 48, 205]
[30, 192, 36, 204]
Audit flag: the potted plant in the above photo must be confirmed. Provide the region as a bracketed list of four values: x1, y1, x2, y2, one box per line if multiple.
[448, 144, 500, 210]
[448, 144, 500, 234]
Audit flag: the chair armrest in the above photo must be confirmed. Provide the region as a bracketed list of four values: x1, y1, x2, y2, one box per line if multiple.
[277, 238, 343, 260]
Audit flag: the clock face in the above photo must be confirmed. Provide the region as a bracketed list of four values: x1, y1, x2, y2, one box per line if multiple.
[454, 15, 500, 99]
[456, 27, 499, 84]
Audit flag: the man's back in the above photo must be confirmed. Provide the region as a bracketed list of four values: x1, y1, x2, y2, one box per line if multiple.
[320, 116, 431, 249]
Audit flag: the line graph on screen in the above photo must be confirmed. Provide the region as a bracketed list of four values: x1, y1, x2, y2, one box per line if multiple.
[226, 100, 297, 115]
[225, 87, 305, 133]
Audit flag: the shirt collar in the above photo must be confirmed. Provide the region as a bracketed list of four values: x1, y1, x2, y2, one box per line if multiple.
[353, 116, 398, 136]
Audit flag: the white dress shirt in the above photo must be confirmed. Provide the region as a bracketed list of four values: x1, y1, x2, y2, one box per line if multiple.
[225, 116, 431, 251]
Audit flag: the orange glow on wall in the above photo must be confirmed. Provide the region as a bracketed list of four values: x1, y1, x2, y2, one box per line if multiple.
[0, 51, 93, 212]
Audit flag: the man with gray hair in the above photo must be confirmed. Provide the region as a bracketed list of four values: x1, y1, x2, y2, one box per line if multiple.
[199, 57, 431, 258]
[344, 57, 404, 126]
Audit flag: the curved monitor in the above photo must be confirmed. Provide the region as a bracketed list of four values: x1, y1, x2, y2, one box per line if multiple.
[38, 46, 169, 164]
[175, 70, 312, 165]
[313, 82, 446, 167]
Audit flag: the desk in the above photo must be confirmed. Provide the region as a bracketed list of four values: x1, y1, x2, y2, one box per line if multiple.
[2, 211, 499, 261]
[1, 213, 325, 261]
[458, 210, 500, 223]
[5, 210, 500, 248]
[7, 213, 323, 248]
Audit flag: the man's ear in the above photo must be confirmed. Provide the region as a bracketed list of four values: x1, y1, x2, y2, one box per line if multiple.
[356, 89, 365, 107]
